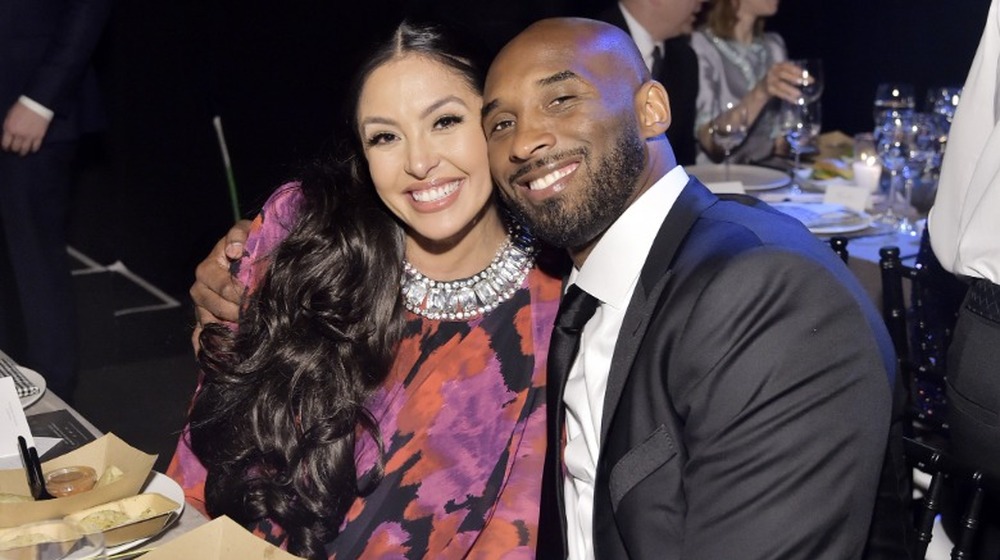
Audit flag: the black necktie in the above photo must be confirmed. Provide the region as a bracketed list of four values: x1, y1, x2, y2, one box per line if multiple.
[651, 44, 665, 80]
[548, 285, 600, 389]
[537, 284, 600, 556]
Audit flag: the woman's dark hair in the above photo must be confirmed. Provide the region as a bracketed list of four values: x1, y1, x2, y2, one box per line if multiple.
[186, 20, 489, 560]
[187, 148, 405, 559]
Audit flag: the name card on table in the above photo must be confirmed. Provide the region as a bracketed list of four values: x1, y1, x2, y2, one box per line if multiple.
[823, 184, 870, 213]
[0, 377, 60, 469]
[705, 181, 746, 195]
[0, 377, 33, 469]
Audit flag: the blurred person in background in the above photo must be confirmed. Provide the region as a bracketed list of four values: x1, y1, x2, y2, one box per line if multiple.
[596, 0, 708, 165]
[692, 0, 804, 163]
[0, 0, 112, 400]
[930, 0, 1000, 556]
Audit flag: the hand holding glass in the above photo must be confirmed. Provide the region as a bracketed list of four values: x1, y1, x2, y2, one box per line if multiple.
[790, 59, 824, 103]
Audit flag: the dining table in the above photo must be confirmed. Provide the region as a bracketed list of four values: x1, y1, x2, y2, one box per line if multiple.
[687, 161, 925, 304]
[24, 388, 208, 556]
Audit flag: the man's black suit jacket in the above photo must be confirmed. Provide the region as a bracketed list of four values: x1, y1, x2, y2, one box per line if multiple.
[597, 6, 699, 165]
[537, 178, 899, 559]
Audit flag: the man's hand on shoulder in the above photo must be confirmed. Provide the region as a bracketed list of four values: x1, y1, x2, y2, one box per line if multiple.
[191, 220, 252, 353]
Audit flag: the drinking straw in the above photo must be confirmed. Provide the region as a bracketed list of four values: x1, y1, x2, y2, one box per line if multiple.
[212, 115, 240, 222]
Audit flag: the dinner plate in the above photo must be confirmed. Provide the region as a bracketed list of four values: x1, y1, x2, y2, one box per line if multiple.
[103, 471, 185, 557]
[687, 163, 791, 191]
[770, 202, 872, 235]
[19, 366, 46, 409]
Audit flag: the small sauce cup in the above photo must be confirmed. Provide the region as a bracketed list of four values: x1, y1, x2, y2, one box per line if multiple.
[43, 466, 97, 498]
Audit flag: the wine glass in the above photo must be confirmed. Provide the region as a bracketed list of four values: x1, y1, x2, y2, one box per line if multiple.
[873, 82, 916, 125]
[790, 59, 824, 103]
[708, 101, 749, 180]
[925, 86, 962, 123]
[781, 99, 822, 193]
[874, 113, 914, 229]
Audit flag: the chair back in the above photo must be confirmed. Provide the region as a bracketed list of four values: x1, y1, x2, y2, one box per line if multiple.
[905, 437, 995, 559]
[878, 246, 950, 434]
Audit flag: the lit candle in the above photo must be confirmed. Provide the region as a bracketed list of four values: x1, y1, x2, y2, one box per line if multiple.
[852, 156, 883, 192]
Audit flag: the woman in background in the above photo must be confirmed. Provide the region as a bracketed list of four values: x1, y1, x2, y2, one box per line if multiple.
[168, 21, 562, 559]
[692, 0, 802, 163]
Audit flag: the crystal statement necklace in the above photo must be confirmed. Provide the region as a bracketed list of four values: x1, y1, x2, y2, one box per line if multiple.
[402, 223, 536, 321]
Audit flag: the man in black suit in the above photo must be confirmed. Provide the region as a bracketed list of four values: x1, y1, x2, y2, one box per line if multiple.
[482, 18, 898, 559]
[595, 0, 706, 165]
[0, 0, 111, 399]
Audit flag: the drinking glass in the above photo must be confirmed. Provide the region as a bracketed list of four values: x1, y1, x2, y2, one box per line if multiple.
[925, 86, 962, 123]
[873, 82, 916, 125]
[790, 59, 824, 103]
[874, 113, 914, 229]
[781, 99, 822, 193]
[708, 101, 749, 180]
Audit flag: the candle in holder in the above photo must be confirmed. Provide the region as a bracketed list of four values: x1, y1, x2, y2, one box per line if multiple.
[852, 132, 882, 192]
[852, 156, 883, 192]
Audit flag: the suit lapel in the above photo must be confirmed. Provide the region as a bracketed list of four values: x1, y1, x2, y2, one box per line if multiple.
[599, 179, 717, 443]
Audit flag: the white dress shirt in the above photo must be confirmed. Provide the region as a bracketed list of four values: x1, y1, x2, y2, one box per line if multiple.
[929, 0, 1000, 283]
[563, 166, 689, 560]
[618, 2, 659, 74]
[17, 96, 54, 121]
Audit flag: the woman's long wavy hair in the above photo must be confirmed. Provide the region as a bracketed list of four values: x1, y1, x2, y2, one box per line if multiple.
[186, 20, 487, 560]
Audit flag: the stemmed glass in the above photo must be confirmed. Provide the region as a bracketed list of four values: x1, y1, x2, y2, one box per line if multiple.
[708, 101, 748, 180]
[781, 99, 822, 193]
[791, 59, 824, 103]
[873, 82, 916, 125]
[926, 86, 962, 123]
[874, 113, 914, 230]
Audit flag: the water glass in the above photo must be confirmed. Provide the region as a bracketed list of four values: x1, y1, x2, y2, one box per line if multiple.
[781, 99, 822, 193]
[874, 113, 916, 232]
[709, 101, 749, 180]
[790, 59, 824, 103]
[925, 86, 962, 123]
[873, 82, 916, 125]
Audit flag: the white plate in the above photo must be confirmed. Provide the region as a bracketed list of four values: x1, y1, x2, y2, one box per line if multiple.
[804, 176, 853, 192]
[688, 164, 791, 191]
[771, 202, 872, 235]
[19, 366, 46, 409]
[103, 471, 186, 556]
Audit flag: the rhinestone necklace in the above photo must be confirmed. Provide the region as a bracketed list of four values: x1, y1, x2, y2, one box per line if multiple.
[401, 224, 536, 321]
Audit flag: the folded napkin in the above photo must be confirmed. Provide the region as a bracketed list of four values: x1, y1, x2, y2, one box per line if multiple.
[771, 203, 866, 229]
[0, 349, 39, 398]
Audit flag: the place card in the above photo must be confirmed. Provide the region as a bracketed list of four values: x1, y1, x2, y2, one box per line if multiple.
[823, 184, 869, 213]
[0, 377, 33, 469]
[705, 181, 746, 194]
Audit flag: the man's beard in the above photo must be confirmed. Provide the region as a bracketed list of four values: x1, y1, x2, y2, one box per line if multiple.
[503, 120, 646, 251]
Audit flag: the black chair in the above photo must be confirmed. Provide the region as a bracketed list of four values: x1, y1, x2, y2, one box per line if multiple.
[905, 436, 996, 559]
[879, 246, 952, 436]
[829, 236, 849, 264]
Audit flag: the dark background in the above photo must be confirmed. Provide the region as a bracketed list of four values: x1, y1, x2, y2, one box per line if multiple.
[68, 0, 992, 298]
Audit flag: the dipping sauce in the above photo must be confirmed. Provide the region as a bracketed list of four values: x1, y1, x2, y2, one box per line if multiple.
[44, 466, 97, 498]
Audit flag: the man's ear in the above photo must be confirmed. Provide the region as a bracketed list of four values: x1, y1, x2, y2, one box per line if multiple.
[635, 80, 671, 139]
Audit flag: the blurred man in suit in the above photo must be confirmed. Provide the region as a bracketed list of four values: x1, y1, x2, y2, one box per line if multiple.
[0, 0, 112, 399]
[596, 0, 707, 165]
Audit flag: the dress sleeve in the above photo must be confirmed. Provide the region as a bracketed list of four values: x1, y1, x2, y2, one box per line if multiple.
[165, 182, 305, 517]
